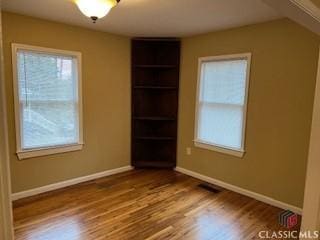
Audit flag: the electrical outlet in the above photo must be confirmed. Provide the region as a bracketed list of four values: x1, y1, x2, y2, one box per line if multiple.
[186, 147, 192, 155]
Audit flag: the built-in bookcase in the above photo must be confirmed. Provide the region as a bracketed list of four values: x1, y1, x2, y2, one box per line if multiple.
[131, 38, 180, 168]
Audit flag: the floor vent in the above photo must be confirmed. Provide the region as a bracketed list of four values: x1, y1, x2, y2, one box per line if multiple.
[198, 183, 222, 193]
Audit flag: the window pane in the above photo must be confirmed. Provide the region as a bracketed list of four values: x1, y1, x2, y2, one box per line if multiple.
[197, 57, 249, 150]
[17, 50, 79, 149]
[198, 104, 243, 149]
[200, 59, 247, 105]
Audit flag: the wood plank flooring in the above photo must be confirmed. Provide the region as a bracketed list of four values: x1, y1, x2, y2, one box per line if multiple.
[13, 170, 300, 240]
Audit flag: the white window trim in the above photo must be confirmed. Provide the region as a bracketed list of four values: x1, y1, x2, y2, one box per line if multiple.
[11, 43, 84, 160]
[194, 53, 252, 158]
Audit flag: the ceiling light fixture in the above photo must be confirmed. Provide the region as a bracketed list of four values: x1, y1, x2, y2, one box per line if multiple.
[75, 0, 120, 23]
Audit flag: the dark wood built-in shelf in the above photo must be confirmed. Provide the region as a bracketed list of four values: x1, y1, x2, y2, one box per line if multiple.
[134, 86, 177, 90]
[135, 137, 175, 140]
[134, 64, 177, 68]
[133, 117, 176, 121]
[131, 38, 180, 168]
[133, 161, 175, 168]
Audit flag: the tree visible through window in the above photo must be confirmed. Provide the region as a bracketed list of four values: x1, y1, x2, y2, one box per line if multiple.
[12, 44, 83, 159]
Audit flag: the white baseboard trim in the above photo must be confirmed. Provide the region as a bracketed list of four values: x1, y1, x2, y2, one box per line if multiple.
[11, 165, 134, 201]
[175, 166, 302, 214]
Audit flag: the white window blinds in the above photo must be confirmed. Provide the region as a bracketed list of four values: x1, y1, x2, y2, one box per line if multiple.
[16, 49, 80, 150]
[195, 54, 250, 155]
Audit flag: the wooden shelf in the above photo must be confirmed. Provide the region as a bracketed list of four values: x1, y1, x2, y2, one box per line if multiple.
[131, 38, 180, 168]
[132, 38, 180, 42]
[133, 117, 176, 121]
[133, 160, 176, 168]
[134, 64, 177, 68]
[135, 136, 175, 140]
[134, 86, 177, 90]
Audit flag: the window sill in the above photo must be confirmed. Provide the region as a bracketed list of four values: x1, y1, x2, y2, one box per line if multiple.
[17, 143, 84, 160]
[194, 140, 245, 158]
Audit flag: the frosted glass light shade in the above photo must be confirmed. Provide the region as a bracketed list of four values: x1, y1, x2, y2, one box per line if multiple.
[76, 0, 117, 18]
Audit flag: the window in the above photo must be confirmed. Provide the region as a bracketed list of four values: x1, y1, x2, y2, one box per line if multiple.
[12, 44, 83, 160]
[194, 53, 251, 157]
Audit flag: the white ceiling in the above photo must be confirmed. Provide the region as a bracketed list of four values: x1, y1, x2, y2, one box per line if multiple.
[263, 0, 320, 35]
[2, 0, 282, 37]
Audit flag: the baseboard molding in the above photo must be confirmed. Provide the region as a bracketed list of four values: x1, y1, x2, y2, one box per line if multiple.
[12, 165, 302, 214]
[175, 166, 302, 214]
[11, 165, 133, 201]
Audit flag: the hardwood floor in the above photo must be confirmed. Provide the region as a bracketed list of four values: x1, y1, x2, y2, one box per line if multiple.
[13, 170, 300, 240]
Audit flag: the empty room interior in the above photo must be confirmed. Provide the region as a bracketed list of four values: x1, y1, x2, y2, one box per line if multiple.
[1, 0, 320, 239]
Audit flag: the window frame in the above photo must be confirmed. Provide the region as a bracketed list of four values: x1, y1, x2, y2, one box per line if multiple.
[11, 43, 84, 160]
[194, 53, 251, 158]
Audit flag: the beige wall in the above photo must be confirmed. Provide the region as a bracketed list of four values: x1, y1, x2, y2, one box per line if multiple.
[2, 12, 131, 193]
[178, 19, 319, 208]
[311, 0, 320, 9]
